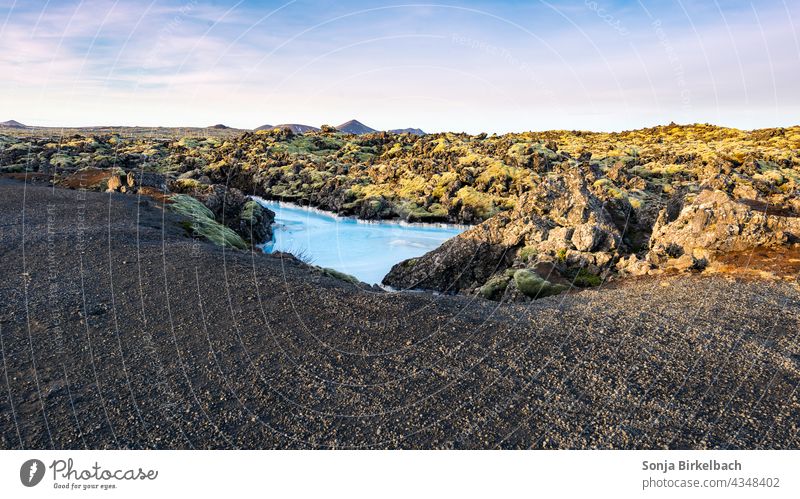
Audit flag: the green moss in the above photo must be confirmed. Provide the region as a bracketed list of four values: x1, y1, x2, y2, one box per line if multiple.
[594, 178, 626, 199]
[518, 245, 538, 262]
[755, 159, 779, 171]
[760, 169, 785, 185]
[177, 137, 200, 149]
[479, 274, 512, 300]
[169, 194, 214, 218]
[174, 178, 203, 191]
[427, 203, 448, 218]
[573, 268, 602, 287]
[556, 248, 568, 262]
[50, 154, 74, 168]
[240, 200, 262, 223]
[382, 142, 404, 157]
[455, 186, 498, 219]
[628, 195, 644, 209]
[662, 164, 685, 175]
[168, 194, 247, 250]
[513, 269, 567, 299]
[319, 267, 361, 284]
[402, 201, 449, 222]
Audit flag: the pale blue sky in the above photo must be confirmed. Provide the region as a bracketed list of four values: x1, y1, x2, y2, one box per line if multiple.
[0, 0, 797, 132]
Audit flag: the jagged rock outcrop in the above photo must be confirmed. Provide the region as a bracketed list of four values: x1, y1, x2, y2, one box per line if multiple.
[239, 200, 273, 244]
[383, 164, 623, 296]
[647, 188, 800, 270]
[178, 183, 275, 246]
[381, 224, 515, 293]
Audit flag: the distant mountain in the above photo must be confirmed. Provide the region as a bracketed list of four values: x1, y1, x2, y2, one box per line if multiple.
[388, 128, 426, 136]
[208, 124, 230, 129]
[336, 119, 377, 135]
[255, 124, 320, 134]
[251, 121, 424, 135]
[0, 120, 26, 128]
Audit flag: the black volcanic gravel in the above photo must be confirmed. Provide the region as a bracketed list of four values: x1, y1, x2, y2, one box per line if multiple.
[0, 179, 798, 449]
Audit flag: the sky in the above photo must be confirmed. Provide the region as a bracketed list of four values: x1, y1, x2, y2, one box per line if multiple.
[0, 0, 798, 133]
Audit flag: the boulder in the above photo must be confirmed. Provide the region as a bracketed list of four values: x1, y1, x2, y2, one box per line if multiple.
[382, 230, 514, 293]
[615, 255, 651, 276]
[477, 270, 515, 300]
[648, 189, 800, 265]
[666, 254, 708, 272]
[545, 226, 574, 248]
[178, 169, 201, 180]
[358, 196, 394, 219]
[196, 185, 248, 225]
[571, 224, 605, 252]
[239, 200, 274, 244]
[126, 171, 167, 192]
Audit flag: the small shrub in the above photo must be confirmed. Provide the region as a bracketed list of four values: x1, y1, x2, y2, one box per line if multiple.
[292, 248, 314, 265]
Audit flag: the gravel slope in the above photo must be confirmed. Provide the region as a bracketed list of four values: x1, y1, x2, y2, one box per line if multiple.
[0, 179, 798, 449]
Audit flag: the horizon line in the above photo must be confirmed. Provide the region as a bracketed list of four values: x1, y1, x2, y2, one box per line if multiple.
[3, 119, 799, 135]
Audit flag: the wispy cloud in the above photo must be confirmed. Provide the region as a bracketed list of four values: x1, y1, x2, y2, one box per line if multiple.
[0, 0, 797, 131]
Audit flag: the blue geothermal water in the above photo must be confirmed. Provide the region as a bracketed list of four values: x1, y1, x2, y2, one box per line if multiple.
[255, 198, 466, 285]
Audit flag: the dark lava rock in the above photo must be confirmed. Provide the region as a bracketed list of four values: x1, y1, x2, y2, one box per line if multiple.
[648, 188, 800, 267]
[239, 199, 274, 244]
[383, 231, 515, 293]
[193, 184, 275, 245]
[383, 163, 621, 294]
[126, 171, 168, 191]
